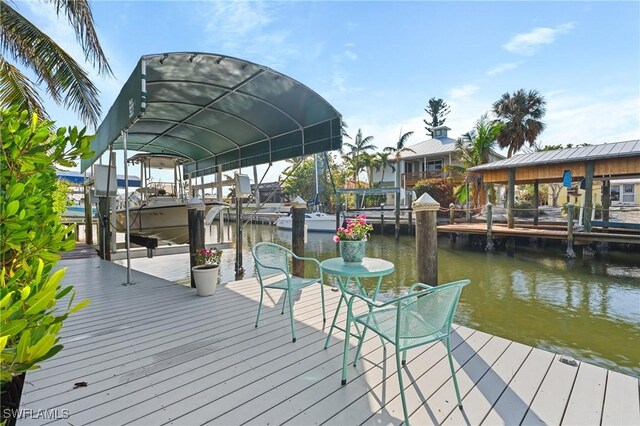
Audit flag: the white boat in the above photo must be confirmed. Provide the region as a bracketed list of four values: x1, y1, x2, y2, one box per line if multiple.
[275, 211, 336, 233]
[115, 154, 228, 245]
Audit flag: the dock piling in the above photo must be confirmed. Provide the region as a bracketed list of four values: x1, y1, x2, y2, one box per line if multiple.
[486, 203, 495, 252]
[413, 193, 439, 285]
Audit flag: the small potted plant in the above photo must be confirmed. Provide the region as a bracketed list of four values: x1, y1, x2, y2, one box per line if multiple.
[192, 247, 223, 296]
[332, 214, 373, 263]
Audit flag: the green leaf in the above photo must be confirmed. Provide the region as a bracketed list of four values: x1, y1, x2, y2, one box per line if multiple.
[39, 344, 64, 363]
[55, 286, 73, 300]
[5, 200, 19, 216]
[0, 335, 8, 353]
[21, 287, 31, 300]
[24, 291, 56, 315]
[68, 299, 90, 315]
[29, 334, 55, 360]
[2, 320, 27, 338]
[16, 330, 30, 362]
[7, 182, 25, 198]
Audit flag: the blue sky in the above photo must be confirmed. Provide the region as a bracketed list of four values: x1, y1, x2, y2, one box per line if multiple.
[23, 0, 640, 181]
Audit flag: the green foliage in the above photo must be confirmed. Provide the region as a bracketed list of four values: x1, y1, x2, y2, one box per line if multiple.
[413, 178, 456, 210]
[493, 89, 546, 157]
[1, 108, 92, 383]
[52, 179, 72, 214]
[282, 154, 347, 211]
[423, 98, 450, 137]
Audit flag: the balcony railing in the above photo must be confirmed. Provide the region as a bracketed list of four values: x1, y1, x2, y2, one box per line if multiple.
[402, 171, 444, 186]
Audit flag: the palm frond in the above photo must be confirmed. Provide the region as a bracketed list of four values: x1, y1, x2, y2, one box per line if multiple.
[1, 3, 101, 126]
[0, 57, 47, 119]
[46, 0, 112, 76]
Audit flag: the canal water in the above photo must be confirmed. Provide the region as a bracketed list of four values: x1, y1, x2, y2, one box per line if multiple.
[116, 224, 640, 378]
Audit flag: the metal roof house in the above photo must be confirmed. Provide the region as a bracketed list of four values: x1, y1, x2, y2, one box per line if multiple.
[372, 125, 503, 188]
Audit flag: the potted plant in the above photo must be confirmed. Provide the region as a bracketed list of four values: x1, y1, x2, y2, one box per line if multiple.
[192, 247, 222, 296]
[332, 214, 373, 263]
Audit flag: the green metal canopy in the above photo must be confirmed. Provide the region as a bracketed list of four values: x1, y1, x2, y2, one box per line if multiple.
[82, 52, 343, 176]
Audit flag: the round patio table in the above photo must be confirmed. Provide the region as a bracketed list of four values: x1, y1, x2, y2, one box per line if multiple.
[320, 257, 394, 353]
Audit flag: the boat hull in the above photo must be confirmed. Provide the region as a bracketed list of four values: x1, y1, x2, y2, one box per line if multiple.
[115, 201, 226, 244]
[275, 213, 336, 233]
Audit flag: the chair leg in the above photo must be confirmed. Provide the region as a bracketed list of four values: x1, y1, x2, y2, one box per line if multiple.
[353, 326, 367, 366]
[287, 288, 296, 343]
[446, 336, 463, 407]
[319, 281, 326, 322]
[255, 287, 264, 328]
[280, 289, 288, 314]
[395, 349, 410, 425]
[324, 296, 342, 349]
[401, 350, 407, 366]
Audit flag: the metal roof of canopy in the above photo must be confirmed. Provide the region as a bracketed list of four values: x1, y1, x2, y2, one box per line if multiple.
[82, 52, 343, 176]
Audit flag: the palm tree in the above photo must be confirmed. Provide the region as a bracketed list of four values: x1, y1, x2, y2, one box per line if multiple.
[446, 114, 502, 208]
[383, 130, 415, 190]
[375, 151, 394, 187]
[360, 152, 381, 189]
[492, 89, 546, 157]
[342, 129, 376, 186]
[0, 1, 112, 127]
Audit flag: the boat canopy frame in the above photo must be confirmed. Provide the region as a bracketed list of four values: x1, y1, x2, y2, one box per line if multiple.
[82, 52, 343, 177]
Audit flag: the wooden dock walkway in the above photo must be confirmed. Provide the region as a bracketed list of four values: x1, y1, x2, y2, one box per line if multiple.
[438, 223, 640, 245]
[19, 259, 640, 425]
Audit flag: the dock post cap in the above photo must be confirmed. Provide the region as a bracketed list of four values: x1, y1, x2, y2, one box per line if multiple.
[291, 196, 307, 208]
[413, 193, 439, 211]
[187, 197, 205, 210]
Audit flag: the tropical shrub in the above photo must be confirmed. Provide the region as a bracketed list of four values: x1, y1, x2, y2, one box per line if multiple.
[1, 108, 92, 386]
[413, 178, 456, 215]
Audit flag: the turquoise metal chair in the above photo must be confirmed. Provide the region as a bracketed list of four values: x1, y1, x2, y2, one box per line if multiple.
[252, 242, 326, 342]
[341, 279, 470, 426]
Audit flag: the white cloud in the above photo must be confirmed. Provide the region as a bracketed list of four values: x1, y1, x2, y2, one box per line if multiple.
[539, 94, 640, 146]
[504, 23, 575, 56]
[486, 62, 521, 76]
[199, 2, 296, 68]
[448, 84, 479, 100]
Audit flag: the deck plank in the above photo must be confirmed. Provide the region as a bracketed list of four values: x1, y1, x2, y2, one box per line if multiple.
[15, 257, 639, 426]
[562, 361, 608, 425]
[601, 371, 640, 426]
[480, 347, 555, 425]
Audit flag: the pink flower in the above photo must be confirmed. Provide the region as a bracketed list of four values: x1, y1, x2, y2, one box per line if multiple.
[332, 235, 340, 243]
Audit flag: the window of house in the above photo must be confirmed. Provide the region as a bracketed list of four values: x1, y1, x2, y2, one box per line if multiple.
[405, 162, 414, 173]
[425, 160, 443, 172]
[622, 184, 635, 204]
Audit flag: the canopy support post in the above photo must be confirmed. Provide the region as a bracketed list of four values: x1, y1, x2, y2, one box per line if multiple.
[122, 131, 134, 285]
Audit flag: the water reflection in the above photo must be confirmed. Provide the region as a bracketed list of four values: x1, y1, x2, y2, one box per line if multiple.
[116, 223, 640, 378]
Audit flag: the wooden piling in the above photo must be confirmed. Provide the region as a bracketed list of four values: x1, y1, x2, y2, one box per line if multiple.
[566, 202, 576, 259]
[408, 210, 413, 235]
[380, 205, 384, 235]
[449, 203, 455, 225]
[84, 184, 93, 245]
[291, 197, 306, 277]
[485, 202, 495, 252]
[583, 161, 594, 232]
[413, 193, 439, 285]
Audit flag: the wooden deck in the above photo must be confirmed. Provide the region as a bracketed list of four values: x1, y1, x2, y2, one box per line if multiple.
[438, 223, 640, 245]
[19, 258, 640, 425]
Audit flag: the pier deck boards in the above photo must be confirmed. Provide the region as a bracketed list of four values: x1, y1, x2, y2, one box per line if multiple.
[19, 258, 639, 425]
[438, 223, 640, 245]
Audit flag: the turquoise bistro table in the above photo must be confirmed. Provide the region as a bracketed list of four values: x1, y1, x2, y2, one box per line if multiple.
[320, 257, 394, 383]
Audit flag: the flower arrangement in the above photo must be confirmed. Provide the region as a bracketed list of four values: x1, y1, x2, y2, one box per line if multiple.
[333, 214, 373, 242]
[195, 247, 222, 266]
